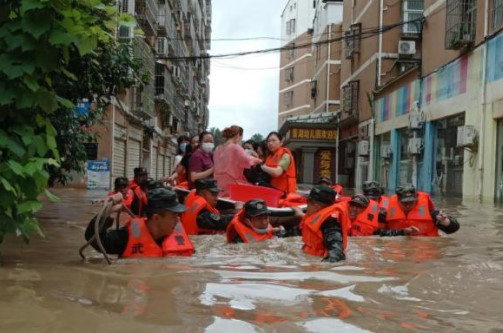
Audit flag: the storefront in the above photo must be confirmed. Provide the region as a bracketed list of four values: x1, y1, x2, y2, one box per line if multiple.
[279, 114, 338, 185]
[432, 114, 465, 197]
[496, 119, 503, 203]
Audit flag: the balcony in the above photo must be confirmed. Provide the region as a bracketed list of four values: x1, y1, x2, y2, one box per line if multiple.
[132, 37, 155, 117]
[342, 80, 359, 120]
[445, 0, 476, 49]
[135, 0, 158, 37]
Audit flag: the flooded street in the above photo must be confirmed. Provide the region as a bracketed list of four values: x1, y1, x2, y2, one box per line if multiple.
[1, 189, 503, 332]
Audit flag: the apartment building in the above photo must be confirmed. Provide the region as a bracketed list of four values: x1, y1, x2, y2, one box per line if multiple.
[278, 0, 343, 184]
[344, 0, 503, 202]
[90, 0, 211, 187]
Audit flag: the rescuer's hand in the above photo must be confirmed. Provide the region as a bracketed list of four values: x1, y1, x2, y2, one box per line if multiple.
[291, 207, 304, 218]
[404, 226, 420, 235]
[436, 212, 451, 227]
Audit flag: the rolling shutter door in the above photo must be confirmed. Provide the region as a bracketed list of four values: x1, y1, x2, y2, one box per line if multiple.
[127, 127, 142, 179]
[164, 155, 171, 177]
[113, 125, 126, 179]
[157, 152, 164, 179]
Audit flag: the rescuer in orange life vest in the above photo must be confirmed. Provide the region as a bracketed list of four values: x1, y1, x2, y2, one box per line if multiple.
[292, 185, 348, 262]
[318, 177, 345, 197]
[226, 199, 276, 243]
[130, 167, 149, 216]
[181, 178, 236, 235]
[85, 188, 194, 258]
[346, 194, 419, 237]
[379, 184, 460, 236]
[109, 177, 133, 209]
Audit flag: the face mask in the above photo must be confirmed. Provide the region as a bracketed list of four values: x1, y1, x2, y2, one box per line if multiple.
[202, 142, 214, 153]
[179, 142, 188, 153]
[252, 226, 269, 235]
[244, 149, 253, 155]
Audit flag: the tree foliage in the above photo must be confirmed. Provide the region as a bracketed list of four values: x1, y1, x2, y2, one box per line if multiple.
[249, 133, 265, 143]
[0, 0, 144, 243]
[209, 127, 222, 146]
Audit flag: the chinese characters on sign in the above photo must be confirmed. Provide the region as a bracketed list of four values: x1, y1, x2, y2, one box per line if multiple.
[319, 150, 332, 179]
[290, 128, 337, 140]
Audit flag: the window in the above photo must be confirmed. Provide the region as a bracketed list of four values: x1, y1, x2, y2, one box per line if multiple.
[286, 20, 291, 34]
[493, 0, 503, 30]
[284, 91, 294, 108]
[403, 0, 424, 33]
[291, 19, 296, 34]
[342, 81, 359, 115]
[344, 23, 361, 58]
[445, 0, 477, 49]
[288, 43, 295, 59]
[310, 80, 317, 99]
[285, 67, 294, 82]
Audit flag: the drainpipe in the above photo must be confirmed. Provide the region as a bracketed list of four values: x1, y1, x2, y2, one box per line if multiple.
[110, 98, 115, 190]
[477, 0, 489, 202]
[336, 116, 340, 183]
[378, 0, 384, 87]
[326, 24, 332, 113]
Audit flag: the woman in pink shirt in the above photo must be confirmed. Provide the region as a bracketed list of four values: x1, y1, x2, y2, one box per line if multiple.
[213, 125, 262, 197]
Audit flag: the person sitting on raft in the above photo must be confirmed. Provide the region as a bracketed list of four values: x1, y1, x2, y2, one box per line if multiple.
[292, 185, 348, 262]
[181, 179, 237, 235]
[260, 132, 297, 195]
[226, 199, 276, 243]
[85, 188, 194, 258]
[379, 184, 460, 236]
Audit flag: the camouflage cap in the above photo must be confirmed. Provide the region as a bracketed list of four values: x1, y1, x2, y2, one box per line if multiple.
[307, 185, 336, 205]
[244, 199, 269, 217]
[396, 184, 418, 203]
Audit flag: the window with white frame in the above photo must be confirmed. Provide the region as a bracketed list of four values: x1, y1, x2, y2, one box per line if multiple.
[403, 0, 424, 33]
[291, 19, 296, 34]
[286, 20, 291, 34]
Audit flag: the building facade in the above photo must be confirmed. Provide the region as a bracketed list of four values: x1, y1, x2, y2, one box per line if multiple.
[342, 0, 503, 202]
[278, 0, 343, 185]
[89, 0, 211, 187]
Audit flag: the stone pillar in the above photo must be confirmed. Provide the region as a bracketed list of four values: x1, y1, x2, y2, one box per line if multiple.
[302, 147, 318, 185]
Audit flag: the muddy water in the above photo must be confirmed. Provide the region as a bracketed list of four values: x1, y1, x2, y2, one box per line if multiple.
[1, 189, 503, 333]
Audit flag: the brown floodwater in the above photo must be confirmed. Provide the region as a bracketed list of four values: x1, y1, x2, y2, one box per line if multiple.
[1, 188, 503, 332]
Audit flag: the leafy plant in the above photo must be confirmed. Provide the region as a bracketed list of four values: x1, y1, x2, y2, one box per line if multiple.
[0, 0, 146, 244]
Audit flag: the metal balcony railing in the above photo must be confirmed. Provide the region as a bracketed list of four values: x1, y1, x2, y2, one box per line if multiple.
[135, 0, 158, 36]
[445, 0, 476, 49]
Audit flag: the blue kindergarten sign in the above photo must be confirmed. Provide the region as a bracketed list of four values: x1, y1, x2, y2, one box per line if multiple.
[87, 160, 110, 189]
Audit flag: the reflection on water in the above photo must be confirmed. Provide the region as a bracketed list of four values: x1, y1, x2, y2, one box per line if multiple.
[1, 189, 503, 332]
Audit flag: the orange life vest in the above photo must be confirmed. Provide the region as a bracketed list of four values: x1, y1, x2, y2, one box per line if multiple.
[332, 184, 344, 196]
[121, 218, 194, 258]
[386, 192, 439, 236]
[132, 186, 148, 216]
[108, 189, 134, 208]
[278, 193, 307, 207]
[377, 196, 390, 229]
[129, 180, 139, 190]
[226, 210, 274, 243]
[349, 200, 379, 236]
[176, 166, 186, 184]
[301, 203, 349, 257]
[181, 190, 223, 235]
[265, 147, 297, 194]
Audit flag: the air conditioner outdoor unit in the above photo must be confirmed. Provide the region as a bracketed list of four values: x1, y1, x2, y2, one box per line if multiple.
[457, 125, 477, 147]
[409, 112, 423, 129]
[358, 140, 369, 156]
[156, 37, 168, 57]
[118, 25, 134, 39]
[381, 144, 392, 159]
[398, 40, 416, 55]
[408, 137, 423, 155]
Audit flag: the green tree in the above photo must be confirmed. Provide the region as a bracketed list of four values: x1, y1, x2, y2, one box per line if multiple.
[249, 133, 265, 143]
[0, 0, 142, 243]
[209, 127, 222, 146]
